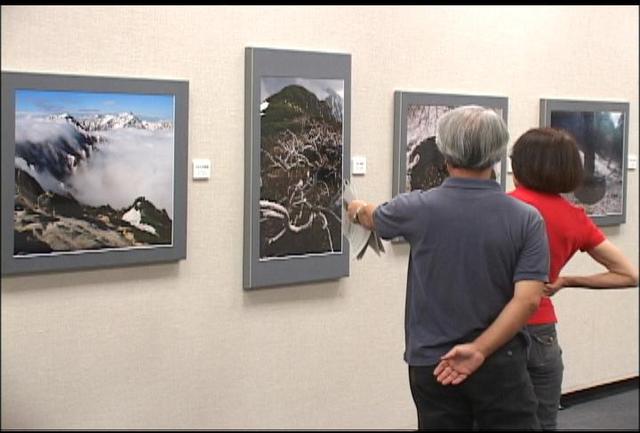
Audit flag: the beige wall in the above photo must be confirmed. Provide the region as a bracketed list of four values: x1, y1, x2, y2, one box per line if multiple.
[1, 5, 638, 429]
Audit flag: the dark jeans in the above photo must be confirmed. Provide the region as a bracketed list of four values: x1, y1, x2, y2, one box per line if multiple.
[409, 336, 540, 430]
[526, 324, 564, 431]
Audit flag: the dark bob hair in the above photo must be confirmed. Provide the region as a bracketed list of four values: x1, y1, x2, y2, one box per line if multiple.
[510, 127, 584, 194]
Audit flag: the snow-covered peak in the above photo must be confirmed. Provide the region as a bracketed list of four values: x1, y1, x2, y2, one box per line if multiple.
[46, 112, 89, 132]
[122, 205, 157, 235]
[323, 89, 343, 123]
[79, 112, 142, 131]
[78, 112, 171, 131]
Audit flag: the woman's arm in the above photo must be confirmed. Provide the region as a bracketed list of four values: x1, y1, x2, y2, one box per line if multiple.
[545, 240, 639, 296]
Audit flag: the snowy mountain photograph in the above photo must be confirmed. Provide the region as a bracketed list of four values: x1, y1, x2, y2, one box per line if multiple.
[13, 88, 175, 256]
[258, 77, 344, 260]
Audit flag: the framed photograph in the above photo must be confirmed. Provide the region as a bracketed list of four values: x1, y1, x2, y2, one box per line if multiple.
[540, 99, 629, 226]
[393, 92, 509, 198]
[1, 71, 188, 275]
[244, 47, 351, 289]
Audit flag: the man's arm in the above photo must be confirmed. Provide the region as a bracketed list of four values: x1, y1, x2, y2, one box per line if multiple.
[347, 199, 377, 231]
[433, 280, 543, 385]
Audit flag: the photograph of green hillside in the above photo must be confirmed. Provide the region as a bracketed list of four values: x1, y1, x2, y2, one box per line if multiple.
[259, 77, 344, 259]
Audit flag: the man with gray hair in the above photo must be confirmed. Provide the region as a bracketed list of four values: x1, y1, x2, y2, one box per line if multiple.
[348, 105, 548, 430]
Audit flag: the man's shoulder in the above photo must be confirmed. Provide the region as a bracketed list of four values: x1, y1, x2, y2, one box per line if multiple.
[500, 194, 545, 222]
[392, 188, 437, 205]
[505, 193, 537, 209]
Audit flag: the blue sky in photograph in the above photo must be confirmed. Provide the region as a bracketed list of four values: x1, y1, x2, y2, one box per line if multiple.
[16, 89, 174, 121]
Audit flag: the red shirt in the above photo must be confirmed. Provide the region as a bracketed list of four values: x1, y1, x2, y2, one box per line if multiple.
[509, 185, 606, 324]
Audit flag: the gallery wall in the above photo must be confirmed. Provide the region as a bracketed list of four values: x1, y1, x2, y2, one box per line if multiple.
[1, 5, 638, 429]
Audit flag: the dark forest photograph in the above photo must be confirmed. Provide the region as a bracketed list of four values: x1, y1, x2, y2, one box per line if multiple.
[551, 110, 625, 218]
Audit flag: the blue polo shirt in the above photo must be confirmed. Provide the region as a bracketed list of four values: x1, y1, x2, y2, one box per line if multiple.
[373, 177, 549, 366]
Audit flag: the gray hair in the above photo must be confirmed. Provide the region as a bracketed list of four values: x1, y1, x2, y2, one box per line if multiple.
[435, 105, 509, 170]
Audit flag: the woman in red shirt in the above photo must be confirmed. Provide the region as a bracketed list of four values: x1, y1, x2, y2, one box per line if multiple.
[509, 127, 638, 430]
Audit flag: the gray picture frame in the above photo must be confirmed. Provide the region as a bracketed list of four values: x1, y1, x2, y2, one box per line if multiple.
[540, 99, 629, 226]
[392, 91, 509, 198]
[244, 47, 351, 290]
[1, 71, 189, 276]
